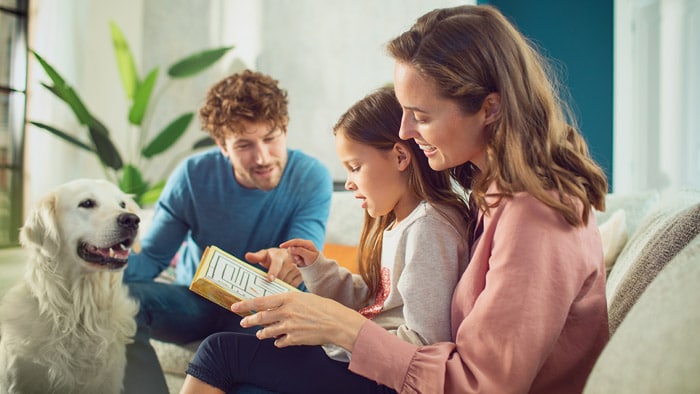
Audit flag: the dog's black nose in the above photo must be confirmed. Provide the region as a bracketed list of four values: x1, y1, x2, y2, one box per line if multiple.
[118, 213, 140, 230]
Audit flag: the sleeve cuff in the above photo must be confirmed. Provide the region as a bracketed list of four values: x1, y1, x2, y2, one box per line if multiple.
[349, 320, 418, 390]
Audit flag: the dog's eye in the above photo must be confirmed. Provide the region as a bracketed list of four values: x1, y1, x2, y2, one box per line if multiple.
[78, 199, 96, 209]
[120, 201, 126, 209]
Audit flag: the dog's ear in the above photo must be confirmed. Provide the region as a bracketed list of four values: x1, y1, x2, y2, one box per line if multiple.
[19, 192, 61, 258]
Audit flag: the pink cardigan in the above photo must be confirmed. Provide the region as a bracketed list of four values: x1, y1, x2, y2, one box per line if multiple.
[349, 191, 609, 394]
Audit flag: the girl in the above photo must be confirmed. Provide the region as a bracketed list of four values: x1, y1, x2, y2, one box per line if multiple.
[229, 5, 610, 394]
[180, 86, 471, 393]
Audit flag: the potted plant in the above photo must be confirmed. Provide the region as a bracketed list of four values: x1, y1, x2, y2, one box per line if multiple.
[30, 21, 232, 205]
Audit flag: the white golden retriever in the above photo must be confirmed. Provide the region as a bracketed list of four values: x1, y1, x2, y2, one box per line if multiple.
[0, 179, 140, 394]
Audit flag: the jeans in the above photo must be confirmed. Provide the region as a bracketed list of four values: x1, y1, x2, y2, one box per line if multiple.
[122, 281, 264, 394]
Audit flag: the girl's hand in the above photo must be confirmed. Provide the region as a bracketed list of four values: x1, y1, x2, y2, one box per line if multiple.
[232, 292, 367, 351]
[280, 238, 320, 267]
[245, 248, 302, 287]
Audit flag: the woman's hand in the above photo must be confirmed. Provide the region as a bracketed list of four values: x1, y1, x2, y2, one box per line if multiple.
[280, 238, 320, 267]
[232, 292, 367, 351]
[245, 248, 302, 287]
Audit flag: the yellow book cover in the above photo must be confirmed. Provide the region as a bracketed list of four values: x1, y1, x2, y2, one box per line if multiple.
[189, 245, 299, 316]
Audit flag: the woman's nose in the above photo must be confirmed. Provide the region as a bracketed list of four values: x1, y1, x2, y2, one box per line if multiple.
[399, 112, 417, 140]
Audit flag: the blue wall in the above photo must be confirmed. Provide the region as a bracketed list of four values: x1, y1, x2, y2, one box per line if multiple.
[479, 0, 614, 188]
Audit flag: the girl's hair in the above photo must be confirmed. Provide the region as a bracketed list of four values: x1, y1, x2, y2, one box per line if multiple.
[387, 5, 607, 226]
[199, 69, 289, 144]
[333, 86, 469, 302]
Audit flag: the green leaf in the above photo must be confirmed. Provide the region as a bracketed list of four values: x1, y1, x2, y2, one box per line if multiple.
[141, 113, 194, 158]
[29, 121, 95, 152]
[110, 21, 140, 99]
[119, 164, 148, 197]
[192, 136, 216, 149]
[89, 116, 111, 137]
[139, 180, 166, 206]
[167, 46, 233, 78]
[32, 50, 67, 86]
[88, 121, 123, 170]
[41, 73, 91, 125]
[128, 67, 159, 125]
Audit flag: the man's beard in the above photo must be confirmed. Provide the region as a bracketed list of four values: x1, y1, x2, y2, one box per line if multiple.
[249, 162, 282, 190]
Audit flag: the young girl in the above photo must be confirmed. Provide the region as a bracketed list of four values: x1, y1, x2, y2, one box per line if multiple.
[227, 5, 610, 394]
[180, 86, 471, 393]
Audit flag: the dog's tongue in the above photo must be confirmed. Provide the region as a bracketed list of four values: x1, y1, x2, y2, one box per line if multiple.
[88, 244, 130, 260]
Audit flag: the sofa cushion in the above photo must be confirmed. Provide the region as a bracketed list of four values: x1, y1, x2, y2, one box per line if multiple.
[596, 189, 659, 237]
[606, 190, 700, 334]
[583, 235, 700, 393]
[597, 209, 628, 274]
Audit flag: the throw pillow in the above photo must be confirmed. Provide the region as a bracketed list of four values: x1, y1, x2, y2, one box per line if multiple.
[597, 209, 628, 275]
[596, 190, 659, 237]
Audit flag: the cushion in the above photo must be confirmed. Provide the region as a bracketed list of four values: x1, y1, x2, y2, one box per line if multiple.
[323, 243, 359, 274]
[596, 190, 659, 237]
[597, 209, 628, 274]
[606, 192, 700, 334]
[583, 235, 700, 393]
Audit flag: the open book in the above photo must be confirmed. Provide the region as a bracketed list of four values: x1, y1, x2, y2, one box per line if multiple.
[189, 245, 300, 316]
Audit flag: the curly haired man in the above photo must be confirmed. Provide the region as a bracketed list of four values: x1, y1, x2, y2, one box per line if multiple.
[123, 70, 332, 393]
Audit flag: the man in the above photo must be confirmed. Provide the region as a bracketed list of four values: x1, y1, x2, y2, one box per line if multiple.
[123, 69, 333, 392]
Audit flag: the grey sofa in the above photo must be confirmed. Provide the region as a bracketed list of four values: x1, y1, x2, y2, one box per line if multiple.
[584, 189, 700, 393]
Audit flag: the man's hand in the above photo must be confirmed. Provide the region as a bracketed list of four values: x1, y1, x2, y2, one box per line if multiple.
[245, 247, 303, 288]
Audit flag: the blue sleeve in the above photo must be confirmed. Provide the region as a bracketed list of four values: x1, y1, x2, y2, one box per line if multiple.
[124, 162, 192, 282]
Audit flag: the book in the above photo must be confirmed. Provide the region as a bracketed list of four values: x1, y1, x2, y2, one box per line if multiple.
[189, 245, 300, 316]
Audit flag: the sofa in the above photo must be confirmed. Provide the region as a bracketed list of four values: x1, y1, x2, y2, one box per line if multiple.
[154, 189, 700, 393]
[583, 189, 700, 393]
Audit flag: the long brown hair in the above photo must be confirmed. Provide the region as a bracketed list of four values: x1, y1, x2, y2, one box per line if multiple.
[387, 5, 607, 225]
[334, 86, 468, 302]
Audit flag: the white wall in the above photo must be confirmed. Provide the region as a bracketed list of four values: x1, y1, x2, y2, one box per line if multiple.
[26, 0, 145, 206]
[255, 0, 469, 181]
[24, 0, 470, 212]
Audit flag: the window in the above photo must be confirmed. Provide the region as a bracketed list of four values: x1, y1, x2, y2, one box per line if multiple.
[614, 0, 699, 192]
[0, 0, 28, 246]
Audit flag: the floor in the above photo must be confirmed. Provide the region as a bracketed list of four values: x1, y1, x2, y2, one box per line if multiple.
[0, 247, 26, 297]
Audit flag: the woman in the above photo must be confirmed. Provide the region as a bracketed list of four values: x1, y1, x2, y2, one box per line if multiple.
[229, 5, 609, 393]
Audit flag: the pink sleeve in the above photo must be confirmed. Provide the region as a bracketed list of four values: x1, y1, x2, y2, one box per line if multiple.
[350, 321, 473, 393]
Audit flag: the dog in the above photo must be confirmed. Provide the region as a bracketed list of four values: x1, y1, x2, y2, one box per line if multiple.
[0, 179, 141, 394]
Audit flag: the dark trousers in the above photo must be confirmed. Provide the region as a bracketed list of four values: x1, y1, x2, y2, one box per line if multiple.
[187, 332, 397, 394]
[122, 282, 261, 393]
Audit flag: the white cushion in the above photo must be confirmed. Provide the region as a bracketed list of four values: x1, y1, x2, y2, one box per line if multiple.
[597, 209, 628, 274]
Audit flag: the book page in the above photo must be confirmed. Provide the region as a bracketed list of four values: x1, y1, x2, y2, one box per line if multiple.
[203, 247, 295, 300]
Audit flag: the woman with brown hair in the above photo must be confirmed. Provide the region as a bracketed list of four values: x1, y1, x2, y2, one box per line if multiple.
[184, 5, 610, 393]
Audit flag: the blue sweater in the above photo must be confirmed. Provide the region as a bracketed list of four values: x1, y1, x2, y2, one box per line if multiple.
[125, 147, 333, 285]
